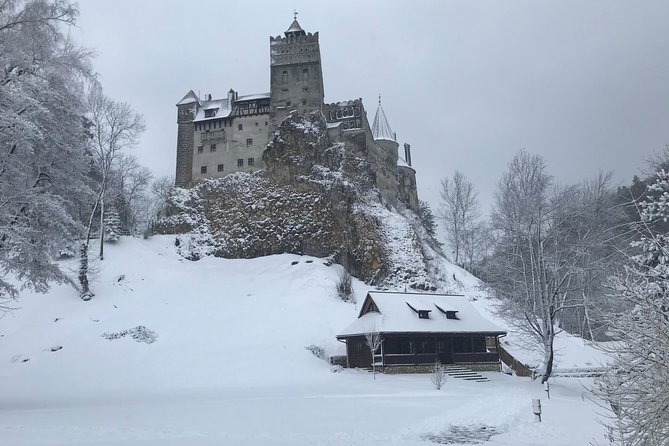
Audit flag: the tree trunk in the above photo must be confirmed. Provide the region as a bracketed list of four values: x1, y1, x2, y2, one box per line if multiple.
[79, 192, 101, 300]
[541, 328, 555, 383]
[99, 193, 105, 260]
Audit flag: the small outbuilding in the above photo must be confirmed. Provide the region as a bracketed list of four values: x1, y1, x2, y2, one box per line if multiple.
[337, 291, 506, 372]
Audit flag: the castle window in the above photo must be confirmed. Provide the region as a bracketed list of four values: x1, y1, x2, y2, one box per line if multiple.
[204, 109, 216, 118]
[246, 138, 253, 147]
[200, 165, 207, 174]
[265, 121, 268, 126]
[286, 101, 291, 107]
[282, 70, 288, 83]
[217, 164, 224, 172]
[210, 144, 216, 152]
[248, 158, 255, 167]
[197, 146, 203, 154]
[237, 158, 244, 167]
[302, 68, 309, 81]
[302, 99, 307, 106]
[255, 121, 258, 126]
[238, 123, 243, 131]
[303, 87, 309, 92]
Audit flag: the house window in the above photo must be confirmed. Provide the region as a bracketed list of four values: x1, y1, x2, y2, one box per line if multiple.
[453, 337, 471, 354]
[246, 138, 253, 147]
[197, 146, 203, 154]
[384, 338, 412, 355]
[472, 337, 487, 353]
[453, 337, 486, 354]
[210, 144, 216, 152]
[446, 311, 459, 320]
[204, 109, 216, 118]
[415, 338, 436, 354]
[238, 123, 243, 131]
[418, 310, 430, 319]
[200, 165, 207, 174]
[217, 164, 224, 172]
[248, 158, 254, 166]
[237, 158, 244, 167]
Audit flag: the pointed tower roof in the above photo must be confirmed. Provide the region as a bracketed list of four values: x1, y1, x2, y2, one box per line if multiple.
[285, 10, 306, 37]
[176, 90, 199, 106]
[285, 19, 305, 35]
[372, 96, 396, 141]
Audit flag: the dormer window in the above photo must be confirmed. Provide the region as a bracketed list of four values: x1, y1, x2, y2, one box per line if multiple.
[434, 304, 459, 320]
[406, 302, 431, 319]
[204, 109, 217, 118]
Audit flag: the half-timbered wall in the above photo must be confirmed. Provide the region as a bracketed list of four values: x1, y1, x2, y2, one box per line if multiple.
[191, 101, 271, 183]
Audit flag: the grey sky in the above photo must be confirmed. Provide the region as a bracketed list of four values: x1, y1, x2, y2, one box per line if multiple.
[74, 0, 669, 215]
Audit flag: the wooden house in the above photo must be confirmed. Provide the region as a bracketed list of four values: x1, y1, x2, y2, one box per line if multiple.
[336, 291, 506, 372]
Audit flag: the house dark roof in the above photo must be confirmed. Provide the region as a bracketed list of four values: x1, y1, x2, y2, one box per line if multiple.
[337, 291, 505, 337]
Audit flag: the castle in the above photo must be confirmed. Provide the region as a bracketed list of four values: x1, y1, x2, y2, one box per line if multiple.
[175, 18, 419, 211]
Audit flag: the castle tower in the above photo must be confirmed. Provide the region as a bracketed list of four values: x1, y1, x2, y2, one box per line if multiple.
[372, 96, 399, 162]
[269, 16, 325, 130]
[175, 90, 199, 187]
[372, 97, 419, 211]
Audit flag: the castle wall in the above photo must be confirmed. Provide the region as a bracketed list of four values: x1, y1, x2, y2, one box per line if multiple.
[397, 166, 419, 211]
[191, 114, 270, 182]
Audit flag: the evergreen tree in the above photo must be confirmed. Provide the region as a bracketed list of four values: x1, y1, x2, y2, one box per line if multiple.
[596, 169, 669, 445]
[418, 200, 438, 238]
[103, 208, 121, 243]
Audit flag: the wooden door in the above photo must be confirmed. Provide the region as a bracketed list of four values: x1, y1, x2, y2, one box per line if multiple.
[437, 337, 453, 364]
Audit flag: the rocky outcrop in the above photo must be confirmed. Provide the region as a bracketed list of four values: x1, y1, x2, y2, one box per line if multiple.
[157, 112, 435, 288]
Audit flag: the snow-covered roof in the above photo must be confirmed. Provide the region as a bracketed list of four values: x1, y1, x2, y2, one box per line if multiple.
[236, 93, 270, 102]
[397, 157, 414, 170]
[177, 90, 200, 106]
[193, 99, 232, 122]
[337, 291, 506, 337]
[285, 19, 305, 35]
[372, 102, 396, 141]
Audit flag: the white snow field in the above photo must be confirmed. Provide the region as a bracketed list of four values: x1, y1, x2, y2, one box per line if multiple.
[0, 236, 610, 445]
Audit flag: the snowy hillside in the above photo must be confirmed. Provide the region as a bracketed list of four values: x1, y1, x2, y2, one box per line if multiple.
[0, 236, 611, 445]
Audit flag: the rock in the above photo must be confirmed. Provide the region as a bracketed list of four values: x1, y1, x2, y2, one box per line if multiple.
[50, 346, 62, 352]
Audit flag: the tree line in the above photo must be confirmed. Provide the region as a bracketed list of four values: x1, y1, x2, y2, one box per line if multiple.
[423, 149, 669, 444]
[0, 0, 171, 307]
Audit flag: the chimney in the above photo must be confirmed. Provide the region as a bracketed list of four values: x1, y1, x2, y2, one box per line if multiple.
[404, 143, 412, 167]
[228, 88, 236, 104]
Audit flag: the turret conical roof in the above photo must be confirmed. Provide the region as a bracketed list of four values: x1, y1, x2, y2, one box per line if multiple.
[372, 98, 396, 141]
[285, 19, 305, 36]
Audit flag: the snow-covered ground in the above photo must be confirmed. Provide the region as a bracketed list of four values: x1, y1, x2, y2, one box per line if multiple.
[0, 236, 611, 445]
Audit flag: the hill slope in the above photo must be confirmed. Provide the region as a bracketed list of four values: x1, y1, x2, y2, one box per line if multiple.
[0, 236, 610, 445]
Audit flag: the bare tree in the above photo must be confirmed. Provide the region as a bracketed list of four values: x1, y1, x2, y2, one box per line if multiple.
[365, 326, 383, 380]
[87, 87, 145, 259]
[486, 151, 617, 382]
[78, 88, 144, 299]
[431, 361, 447, 390]
[336, 267, 354, 302]
[439, 170, 480, 267]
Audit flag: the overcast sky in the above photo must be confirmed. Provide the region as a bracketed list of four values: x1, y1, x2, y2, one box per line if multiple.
[74, 0, 669, 216]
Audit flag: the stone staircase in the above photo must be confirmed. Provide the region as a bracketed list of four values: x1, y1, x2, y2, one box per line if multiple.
[443, 364, 490, 382]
